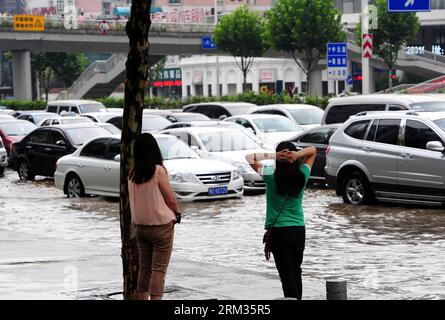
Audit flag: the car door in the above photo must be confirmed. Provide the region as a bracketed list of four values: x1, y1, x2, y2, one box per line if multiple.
[102, 138, 121, 194]
[398, 119, 445, 194]
[26, 129, 53, 176]
[294, 127, 337, 179]
[78, 138, 109, 193]
[46, 130, 71, 176]
[356, 119, 401, 188]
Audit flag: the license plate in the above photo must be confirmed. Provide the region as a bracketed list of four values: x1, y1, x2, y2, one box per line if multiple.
[208, 186, 228, 196]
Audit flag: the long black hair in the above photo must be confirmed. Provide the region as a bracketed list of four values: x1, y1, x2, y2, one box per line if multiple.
[274, 141, 306, 197]
[130, 133, 164, 184]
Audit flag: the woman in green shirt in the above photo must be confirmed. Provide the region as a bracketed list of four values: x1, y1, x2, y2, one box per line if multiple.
[246, 142, 316, 300]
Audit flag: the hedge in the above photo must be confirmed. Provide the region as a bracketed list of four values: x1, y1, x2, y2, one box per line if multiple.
[1, 93, 331, 111]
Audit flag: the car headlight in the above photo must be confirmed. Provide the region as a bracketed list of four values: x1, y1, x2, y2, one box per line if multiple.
[232, 161, 254, 174]
[232, 169, 241, 180]
[169, 171, 198, 183]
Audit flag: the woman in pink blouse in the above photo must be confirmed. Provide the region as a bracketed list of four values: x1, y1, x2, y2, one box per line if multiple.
[128, 133, 178, 300]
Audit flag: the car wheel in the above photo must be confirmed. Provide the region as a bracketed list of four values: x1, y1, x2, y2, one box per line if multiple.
[66, 174, 85, 198]
[18, 160, 34, 181]
[342, 172, 373, 205]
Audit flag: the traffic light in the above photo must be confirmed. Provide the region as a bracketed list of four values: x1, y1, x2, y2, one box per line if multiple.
[391, 69, 397, 80]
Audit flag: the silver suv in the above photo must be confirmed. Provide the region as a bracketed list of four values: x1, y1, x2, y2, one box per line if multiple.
[325, 111, 445, 206]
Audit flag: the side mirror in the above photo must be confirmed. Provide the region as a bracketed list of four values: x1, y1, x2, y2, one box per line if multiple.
[191, 145, 200, 153]
[114, 154, 121, 162]
[426, 141, 445, 152]
[219, 115, 228, 120]
[56, 140, 66, 147]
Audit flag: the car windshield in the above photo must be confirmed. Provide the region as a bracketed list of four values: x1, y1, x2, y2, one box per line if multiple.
[33, 114, 55, 123]
[253, 117, 303, 133]
[199, 131, 261, 152]
[157, 137, 199, 160]
[142, 117, 171, 131]
[289, 107, 323, 125]
[226, 104, 256, 116]
[175, 113, 210, 121]
[62, 118, 94, 124]
[79, 103, 107, 113]
[410, 101, 445, 112]
[0, 122, 36, 136]
[433, 118, 445, 133]
[65, 127, 110, 146]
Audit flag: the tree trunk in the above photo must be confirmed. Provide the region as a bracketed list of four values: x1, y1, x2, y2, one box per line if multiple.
[306, 71, 311, 96]
[242, 70, 247, 92]
[45, 87, 49, 103]
[120, 0, 151, 300]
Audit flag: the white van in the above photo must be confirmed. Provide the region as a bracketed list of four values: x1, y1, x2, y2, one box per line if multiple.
[45, 100, 108, 115]
[322, 94, 445, 125]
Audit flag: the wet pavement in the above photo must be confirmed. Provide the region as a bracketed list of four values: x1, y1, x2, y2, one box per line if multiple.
[0, 168, 445, 300]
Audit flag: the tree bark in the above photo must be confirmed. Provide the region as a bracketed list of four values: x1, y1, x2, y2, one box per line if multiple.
[120, 0, 151, 300]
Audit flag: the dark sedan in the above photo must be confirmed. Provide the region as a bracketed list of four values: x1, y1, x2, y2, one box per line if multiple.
[290, 124, 341, 184]
[9, 123, 112, 181]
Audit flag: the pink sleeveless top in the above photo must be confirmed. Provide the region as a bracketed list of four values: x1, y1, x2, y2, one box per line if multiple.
[128, 165, 176, 226]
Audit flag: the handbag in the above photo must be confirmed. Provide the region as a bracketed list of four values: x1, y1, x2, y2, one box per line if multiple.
[263, 194, 289, 261]
[174, 211, 181, 224]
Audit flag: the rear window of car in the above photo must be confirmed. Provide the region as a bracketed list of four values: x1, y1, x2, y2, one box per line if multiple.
[344, 120, 370, 140]
[325, 104, 386, 124]
[65, 127, 110, 146]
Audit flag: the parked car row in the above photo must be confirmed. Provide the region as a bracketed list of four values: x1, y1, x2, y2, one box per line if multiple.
[4, 94, 445, 208]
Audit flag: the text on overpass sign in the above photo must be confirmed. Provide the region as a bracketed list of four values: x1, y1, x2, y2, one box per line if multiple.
[388, 0, 431, 12]
[327, 42, 348, 81]
[202, 35, 216, 50]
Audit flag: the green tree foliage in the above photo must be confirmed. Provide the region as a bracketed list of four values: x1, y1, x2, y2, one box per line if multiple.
[355, 0, 420, 90]
[266, 0, 345, 95]
[31, 52, 87, 101]
[213, 5, 269, 91]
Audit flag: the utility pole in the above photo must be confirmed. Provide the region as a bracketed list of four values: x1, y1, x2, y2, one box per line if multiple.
[361, 0, 370, 94]
[214, 0, 220, 97]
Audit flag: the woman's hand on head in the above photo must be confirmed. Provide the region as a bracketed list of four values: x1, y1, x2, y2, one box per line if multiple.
[276, 149, 294, 163]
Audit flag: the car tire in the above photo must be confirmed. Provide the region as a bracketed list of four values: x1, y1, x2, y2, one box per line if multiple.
[66, 174, 85, 198]
[342, 171, 374, 205]
[18, 160, 35, 181]
[0, 166, 4, 176]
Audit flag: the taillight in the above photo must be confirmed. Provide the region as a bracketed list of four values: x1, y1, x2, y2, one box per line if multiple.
[326, 146, 330, 157]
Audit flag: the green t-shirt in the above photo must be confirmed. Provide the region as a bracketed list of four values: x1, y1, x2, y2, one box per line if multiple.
[262, 163, 311, 229]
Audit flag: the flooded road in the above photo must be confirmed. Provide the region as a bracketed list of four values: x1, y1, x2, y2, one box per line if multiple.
[1, 168, 444, 299]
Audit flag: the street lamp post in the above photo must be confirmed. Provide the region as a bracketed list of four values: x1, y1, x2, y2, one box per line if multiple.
[214, 0, 220, 97]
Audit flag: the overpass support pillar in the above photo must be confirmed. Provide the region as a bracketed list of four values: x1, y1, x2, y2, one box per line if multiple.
[13, 50, 33, 101]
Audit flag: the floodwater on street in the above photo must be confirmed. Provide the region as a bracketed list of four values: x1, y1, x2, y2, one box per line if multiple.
[0, 168, 444, 299]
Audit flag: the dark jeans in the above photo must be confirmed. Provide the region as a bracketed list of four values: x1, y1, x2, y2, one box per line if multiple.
[270, 226, 306, 300]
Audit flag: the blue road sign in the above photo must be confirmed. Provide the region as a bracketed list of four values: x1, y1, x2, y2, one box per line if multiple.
[327, 42, 348, 81]
[388, 0, 431, 12]
[346, 75, 353, 85]
[202, 35, 216, 50]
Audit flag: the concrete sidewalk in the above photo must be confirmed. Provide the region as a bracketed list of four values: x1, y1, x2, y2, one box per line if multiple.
[0, 229, 324, 300]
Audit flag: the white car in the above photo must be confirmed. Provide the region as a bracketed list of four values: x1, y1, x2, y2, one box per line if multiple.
[54, 134, 244, 201]
[0, 136, 7, 175]
[249, 104, 324, 130]
[224, 114, 304, 147]
[38, 116, 94, 127]
[160, 127, 271, 191]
